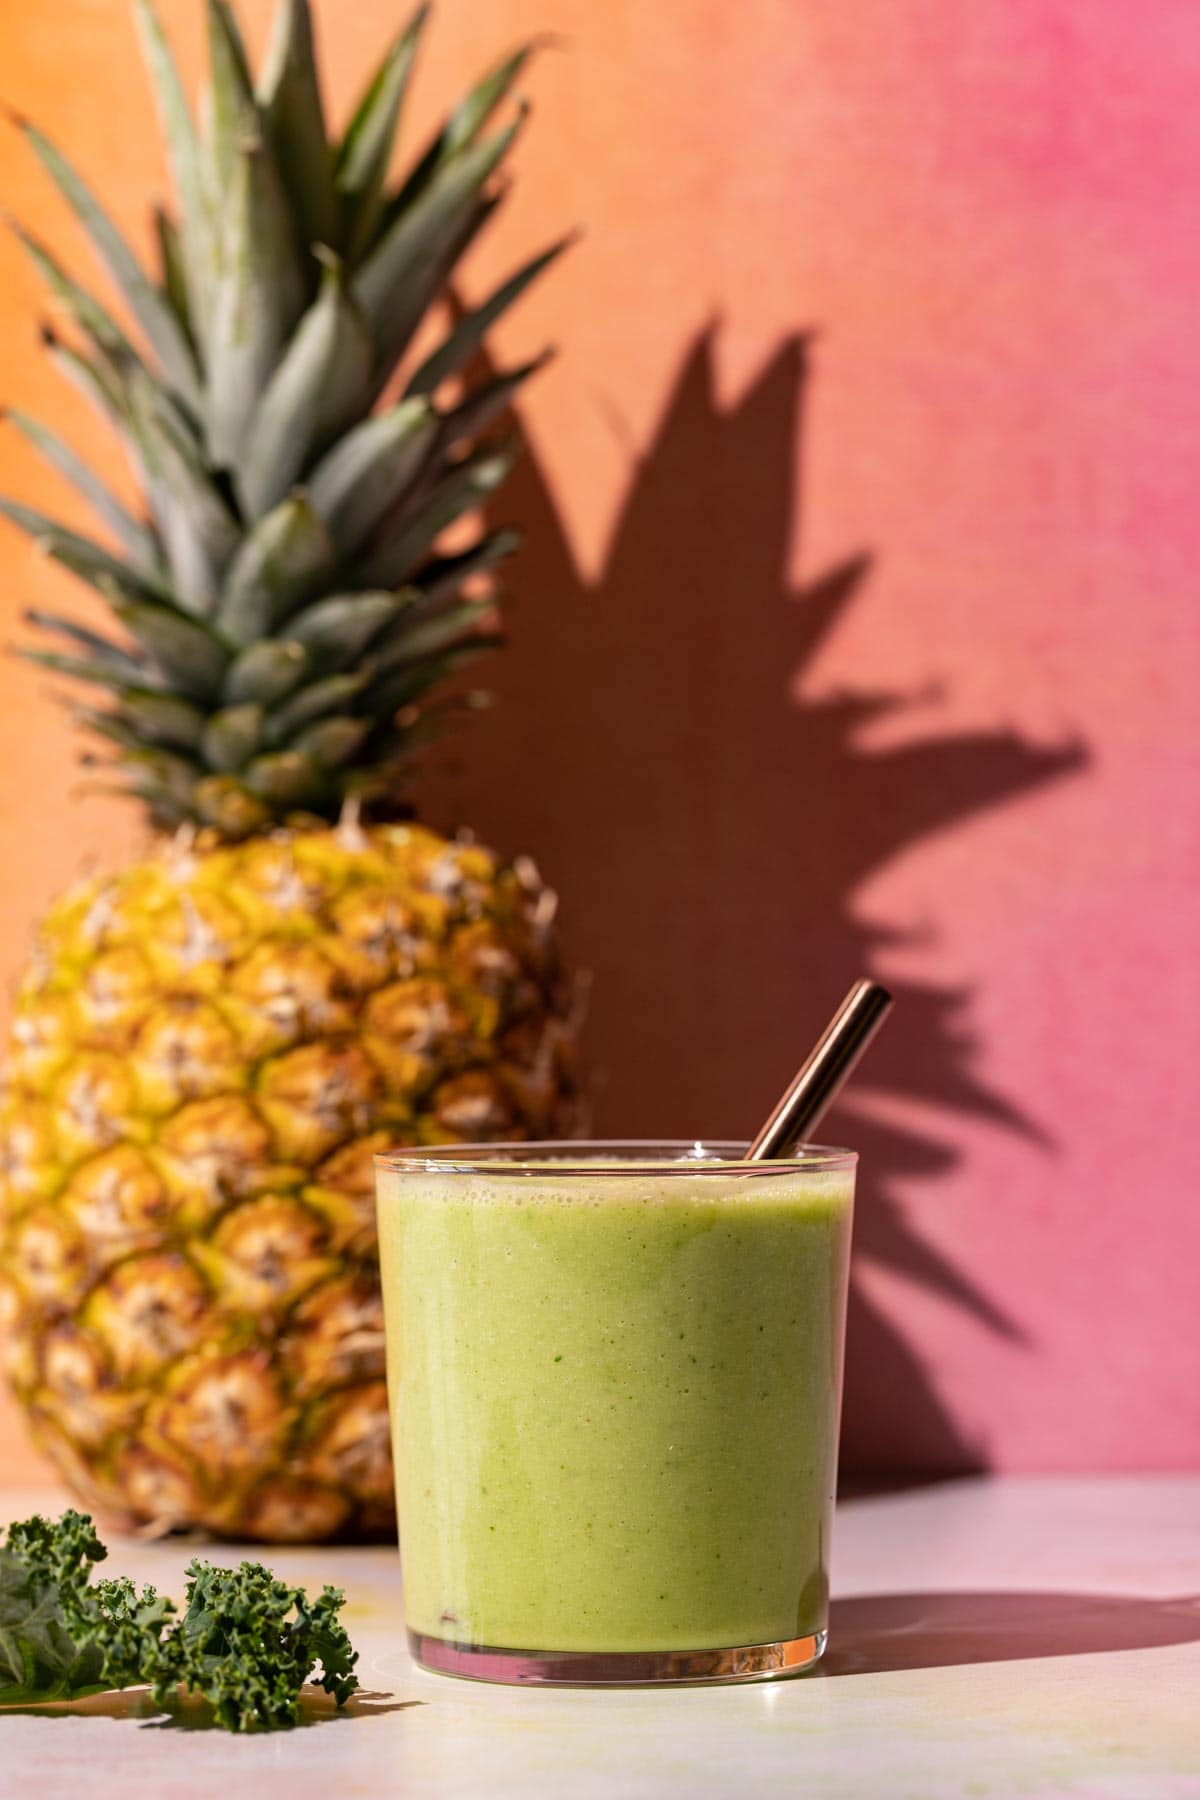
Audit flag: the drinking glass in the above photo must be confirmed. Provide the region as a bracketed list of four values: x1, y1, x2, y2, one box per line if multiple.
[375, 1140, 856, 1685]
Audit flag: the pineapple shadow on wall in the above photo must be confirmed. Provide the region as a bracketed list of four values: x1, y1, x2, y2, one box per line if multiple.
[425, 325, 1089, 1479]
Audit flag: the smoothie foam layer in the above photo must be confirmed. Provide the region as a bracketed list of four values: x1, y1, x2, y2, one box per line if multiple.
[386, 1159, 853, 1207]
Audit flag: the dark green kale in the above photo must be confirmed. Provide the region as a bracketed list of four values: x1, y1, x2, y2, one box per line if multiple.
[150, 1558, 360, 1733]
[0, 1509, 359, 1730]
[0, 1508, 165, 1703]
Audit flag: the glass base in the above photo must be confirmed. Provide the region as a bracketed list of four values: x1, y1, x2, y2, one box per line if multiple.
[408, 1627, 827, 1687]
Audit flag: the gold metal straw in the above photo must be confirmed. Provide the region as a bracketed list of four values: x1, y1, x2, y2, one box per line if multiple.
[746, 978, 893, 1161]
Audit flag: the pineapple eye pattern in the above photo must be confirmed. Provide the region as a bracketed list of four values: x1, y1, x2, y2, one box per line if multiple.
[2, 824, 578, 1537]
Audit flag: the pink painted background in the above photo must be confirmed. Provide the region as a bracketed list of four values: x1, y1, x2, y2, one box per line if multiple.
[0, 0, 1198, 1476]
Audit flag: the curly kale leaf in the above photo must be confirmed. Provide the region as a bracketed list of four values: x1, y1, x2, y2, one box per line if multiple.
[0, 1512, 359, 1730]
[0, 1550, 108, 1703]
[0, 1509, 168, 1704]
[151, 1559, 360, 1732]
[3, 1509, 106, 1601]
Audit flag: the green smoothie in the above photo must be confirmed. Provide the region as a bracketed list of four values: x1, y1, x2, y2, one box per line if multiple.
[376, 1148, 854, 1656]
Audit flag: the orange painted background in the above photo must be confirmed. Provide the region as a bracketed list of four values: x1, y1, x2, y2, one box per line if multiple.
[1, 0, 1198, 1481]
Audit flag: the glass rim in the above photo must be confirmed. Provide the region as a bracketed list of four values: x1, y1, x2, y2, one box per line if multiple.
[375, 1138, 857, 1177]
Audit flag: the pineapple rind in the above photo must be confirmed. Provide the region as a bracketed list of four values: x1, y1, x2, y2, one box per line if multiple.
[0, 823, 579, 1539]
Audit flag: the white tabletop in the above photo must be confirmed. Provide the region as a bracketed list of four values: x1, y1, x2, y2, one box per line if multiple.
[1, 1476, 1197, 1798]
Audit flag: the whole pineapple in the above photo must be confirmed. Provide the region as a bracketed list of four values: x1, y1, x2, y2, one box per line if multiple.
[0, 0, 579, 1540]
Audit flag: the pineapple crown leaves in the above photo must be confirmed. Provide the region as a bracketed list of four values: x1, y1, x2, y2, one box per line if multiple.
[1, 0, 570, 837]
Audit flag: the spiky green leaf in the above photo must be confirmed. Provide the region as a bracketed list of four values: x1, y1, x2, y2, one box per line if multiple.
[223, 638, 309, 705]
[258, 0, 339, 255]
[8, 221, 133, 359]
[134, 0, 214, 345]
[364, 636, 500, 719]
[10, 16, 559, 835]
[202, 702, 264, 770]
[286, 591, 401, 667]
[243, 747, 322, 804]
[416, 527, 519, 604]
[121, 744, 205, 808]
[291, 714, 368, 767]
[3, 410, 159, 574]
[205, 126, 305, 464]
[0, 497, 168, 607]
[204, 0, 256, 192]
[353, 118, 523, 378]
[434, 354, 550, 451]
[239, 257, 372, 520]
[41, 315, 203, 494]
[407, 240, 567, 396]
[123, 362, 239, 613]
[21, 122, 200, 408]
[373, 595, 496, 669]
[216, 495, 333, 644]
[264, 666, 372, 743]
[115, 689, 206, 751]
[23, 605, 141, 664]
[38, 330, 131, 443]
[336, 5, 427, 264]
[154, 208, 194, 346]
[104, 590, 230, 700]
[75, 707, 148, 752]
[47, 348, 200, 591]
[18, 646, 158, 692]
[48, 335, 199, 571]
[357, 444, 514, 588]
[388, 44, 532, 219]
[307, 399, 435, 556]
[20, 609, 151, 691]
[206, 128, 307, 467]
